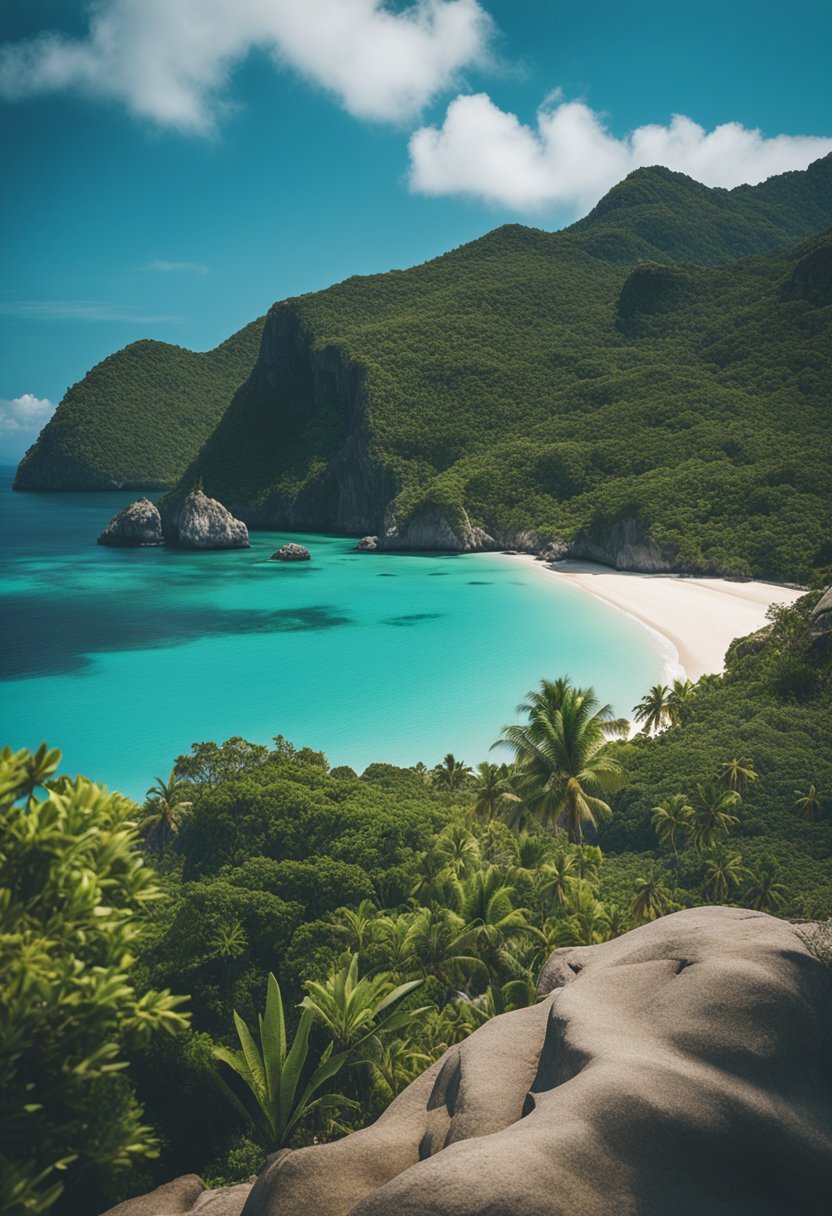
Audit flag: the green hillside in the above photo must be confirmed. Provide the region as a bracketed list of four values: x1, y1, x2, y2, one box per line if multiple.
[14, 318, 265, 490]
[178, 155, 832, 581]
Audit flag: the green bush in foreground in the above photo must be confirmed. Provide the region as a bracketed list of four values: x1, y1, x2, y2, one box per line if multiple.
[0, 745, 189, 1216]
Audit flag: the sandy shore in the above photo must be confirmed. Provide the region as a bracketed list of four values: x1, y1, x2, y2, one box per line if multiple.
[515, 557, 804, 681]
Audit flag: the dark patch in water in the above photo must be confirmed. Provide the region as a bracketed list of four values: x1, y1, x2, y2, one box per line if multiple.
[468, 580, 493, 585]
[0, 596, 351, 681]
[384, 613, 443, 628]
[428, 572, 450, 577]
[377, 572, 397, 577]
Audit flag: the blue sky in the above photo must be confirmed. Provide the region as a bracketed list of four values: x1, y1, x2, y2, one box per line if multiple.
[1, 0, 831, 461]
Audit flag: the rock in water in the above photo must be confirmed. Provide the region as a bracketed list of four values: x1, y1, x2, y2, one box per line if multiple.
[175, 490, 249, 550]
[356, 536, 378, 552]
[271, 543, 311, 562]
[97, 498, 164, 546]
[238, 907, 831, 1216]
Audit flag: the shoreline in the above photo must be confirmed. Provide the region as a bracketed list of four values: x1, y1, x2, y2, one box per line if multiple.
[510, 556, 805, 682]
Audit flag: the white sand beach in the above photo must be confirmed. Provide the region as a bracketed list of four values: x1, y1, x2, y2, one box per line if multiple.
[517, 558, 805, 681]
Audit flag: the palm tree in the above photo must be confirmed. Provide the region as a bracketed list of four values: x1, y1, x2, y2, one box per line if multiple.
[368, 1037, 432, 1103]
[690, 782, 741, 853]
[301, 955, 426, 1052]
[556, 881, 612, 945]
[212, 973, 353, 1150]
[497, 678, 626, 843]
[794, 784, 823, 822]
[403, 906, 486, 989]
[449, 867, 530, 967]
[535, 852, 578, 908]
[632, 684, 672, 734]
[630, 868, 673, 924]
[470, 762, 507, 822]
[667, 678, 696, 726]
[718, 758, 758, 793]
[435, 823, 480, 877]
[432, 753, 472, 792]
[332, 900, 379, 954]
[702, 847, 744, 903]
[742, 858, 786, 912]
[651, 795, 693, 871]
[139, 768, 192, 853]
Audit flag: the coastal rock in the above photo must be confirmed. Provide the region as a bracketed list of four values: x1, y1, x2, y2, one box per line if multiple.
[271, 543, 311, 562]
[173, 490, 249, 550]
[356, 536, 378, 552]
[237, 907, 831, 1216]
[381, 507, 497, 553]
[569, 515, 681, 572]
[810, 585, 832, 652]
[537, 540, 569, 562]
[97, 498, 164, 547]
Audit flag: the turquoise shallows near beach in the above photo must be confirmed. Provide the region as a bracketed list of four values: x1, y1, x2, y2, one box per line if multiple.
[0, 469, 668, 799]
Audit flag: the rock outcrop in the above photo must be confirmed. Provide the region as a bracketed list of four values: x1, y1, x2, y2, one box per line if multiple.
[380, 507, 497, 553]
[271, 543, 311, 562]
[98, 498, 164, 547]
[166, 490, 249, 550]
[110, 907, 832, 1216]
[103, 1175, 251, 1215]
[356, 536, 378, 552]
[810, 585, 832, 653]
[568, 515, 683, 572]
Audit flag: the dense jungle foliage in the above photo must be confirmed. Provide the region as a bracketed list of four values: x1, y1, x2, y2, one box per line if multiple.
[184, 156, 832, 582]
[13, 318, 264, 490]
[3, 594, 829, 1214]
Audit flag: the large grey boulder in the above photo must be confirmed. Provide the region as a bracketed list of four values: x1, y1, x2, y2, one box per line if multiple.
[101, 1176, 251, 1216]
[98, 498, 164, 547]
[356, 536, 378, 552]
[174, 490, 249, 550]
[241, 907, 831, 1216]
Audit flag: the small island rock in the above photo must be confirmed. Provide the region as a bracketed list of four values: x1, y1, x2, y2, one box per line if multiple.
[356, 536, 379, 552]
[176, 490, 249, 550]
[97, 498, 164, 547]
[271, 543, 311, 562]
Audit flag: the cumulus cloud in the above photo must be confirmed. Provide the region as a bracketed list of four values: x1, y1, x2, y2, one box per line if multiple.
[0, 0, 492, 132]
[409, 93, 832, 213]
[0, 393, 55, 434]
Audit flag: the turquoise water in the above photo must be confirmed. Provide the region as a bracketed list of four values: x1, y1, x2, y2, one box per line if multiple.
[0, 468, 666, 799]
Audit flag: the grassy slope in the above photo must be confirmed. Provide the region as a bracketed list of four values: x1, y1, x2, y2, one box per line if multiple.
[14, 318, 265, 489]
[189, 156, 832, 580]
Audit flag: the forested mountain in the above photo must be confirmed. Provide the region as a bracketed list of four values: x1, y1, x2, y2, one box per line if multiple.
[16, 156, 832, 580]
[13, 318, 264, 489]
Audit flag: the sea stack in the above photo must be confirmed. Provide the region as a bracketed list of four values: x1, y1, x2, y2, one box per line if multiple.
[97, 498, 164, 547]
[173, 489, 249, 549]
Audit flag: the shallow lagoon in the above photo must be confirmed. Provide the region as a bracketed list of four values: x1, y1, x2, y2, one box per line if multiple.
[0, 469, 667, 798]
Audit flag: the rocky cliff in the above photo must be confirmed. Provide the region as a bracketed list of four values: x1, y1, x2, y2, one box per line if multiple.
[104, 907, 832, 1216]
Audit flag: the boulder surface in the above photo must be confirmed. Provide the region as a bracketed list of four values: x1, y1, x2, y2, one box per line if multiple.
[271, 543, 311, 562]
[98, 498, 164, 547]
[104, 908, 832, 1216]
[174, 490, 249, 550]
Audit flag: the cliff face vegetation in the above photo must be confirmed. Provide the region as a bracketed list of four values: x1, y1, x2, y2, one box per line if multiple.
[177, 154, 832, 581]
[16, 155, 832, 579]
[14, 318, 264, 490]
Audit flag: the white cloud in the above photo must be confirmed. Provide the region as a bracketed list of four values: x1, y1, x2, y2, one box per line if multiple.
[0, 0, 492, 132]
[145, 259, 209, 275]
[409, 93, 832, 213]
[0, 300, 184, 322]
[0, 393, 55, 434]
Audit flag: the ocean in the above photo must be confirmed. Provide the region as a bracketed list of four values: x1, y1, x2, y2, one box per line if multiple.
[0, 468, 667, 799]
